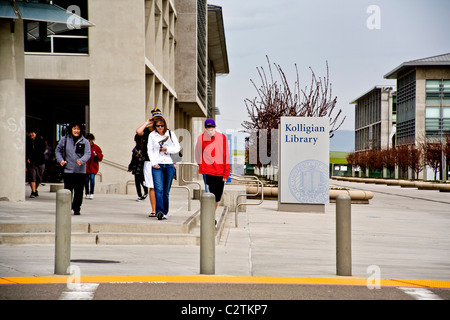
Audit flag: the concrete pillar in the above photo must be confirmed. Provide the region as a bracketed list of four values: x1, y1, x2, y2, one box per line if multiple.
[200, 192, 215, 274]
[0, 20, 26, 202]
[54, 189, 72, 275]
[336, 194, 352, 276]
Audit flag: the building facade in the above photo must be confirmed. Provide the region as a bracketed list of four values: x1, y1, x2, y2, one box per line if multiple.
[0, 0, 229, 201]
[351, 86, 396, 151]
[384, 53, 450, 146]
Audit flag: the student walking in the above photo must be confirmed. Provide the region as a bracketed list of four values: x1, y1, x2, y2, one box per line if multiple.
[26, 128, 46, 198]
[195, 119, 230, 209]
[128, 134, 148, 201]
[55, 123, 91, 215]
[135, 107, 162, 216]
[148, 116, 180, 220]
[85, 133, 103, 199]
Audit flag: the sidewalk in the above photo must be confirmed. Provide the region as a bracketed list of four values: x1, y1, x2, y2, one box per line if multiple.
[0, 179, 449, 282]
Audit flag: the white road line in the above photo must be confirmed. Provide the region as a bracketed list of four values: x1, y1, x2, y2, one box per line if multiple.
[59, 283, 99, 300]
[398, 287, 443, 300]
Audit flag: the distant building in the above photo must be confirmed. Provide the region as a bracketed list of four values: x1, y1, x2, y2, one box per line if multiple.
[351, 86, 396, 151]
[384, 53, 450, 146]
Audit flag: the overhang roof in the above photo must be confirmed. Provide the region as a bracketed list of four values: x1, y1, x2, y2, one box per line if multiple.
[350, 86, 394, 104]
[384, 53, 450, 79]
[0, 0, 94, 37]
[207, 4, 229, 74]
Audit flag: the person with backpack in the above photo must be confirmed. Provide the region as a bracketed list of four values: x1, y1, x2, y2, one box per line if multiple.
[128, 134, 148, 201]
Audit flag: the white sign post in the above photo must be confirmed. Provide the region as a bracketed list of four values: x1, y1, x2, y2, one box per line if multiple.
[278, 117, 329, 213]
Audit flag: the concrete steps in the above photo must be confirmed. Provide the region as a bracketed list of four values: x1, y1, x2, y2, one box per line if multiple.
[0, 206, 229, 246]
[0, 210, 201, 245]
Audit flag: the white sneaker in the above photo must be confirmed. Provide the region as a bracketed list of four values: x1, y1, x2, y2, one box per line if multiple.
[89, 194, 94, 199]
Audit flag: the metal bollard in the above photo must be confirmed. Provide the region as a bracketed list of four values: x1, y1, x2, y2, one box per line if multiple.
[336, 194, 352, 276]
[55, 189, 72, 275]
[200, 192, 216, 275]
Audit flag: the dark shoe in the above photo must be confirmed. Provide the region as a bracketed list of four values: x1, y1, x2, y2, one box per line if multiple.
[30, 192, 36, 198]
[148, 212, 156, 217]
[74, 211, 80, 215]
[157, 212, 164, 220]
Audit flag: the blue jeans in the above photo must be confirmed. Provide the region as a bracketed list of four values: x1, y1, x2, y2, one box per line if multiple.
[152, 164, 175, 215]
[85, 173, 95, 194]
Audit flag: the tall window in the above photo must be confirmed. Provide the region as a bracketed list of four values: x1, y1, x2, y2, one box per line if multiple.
[396, 71, 416, 145]
[24, 0, 89, 55]
[425, 80, 450, 136]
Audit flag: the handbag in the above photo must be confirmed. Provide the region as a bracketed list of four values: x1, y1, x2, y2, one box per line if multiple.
[168, 130, 182, 162]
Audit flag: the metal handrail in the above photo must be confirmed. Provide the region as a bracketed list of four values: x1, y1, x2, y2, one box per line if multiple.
[229, 173, 264, 227]
[102, 158, 129, 171]
[101, 158, 194, 210]
[178, 162, 202, 192]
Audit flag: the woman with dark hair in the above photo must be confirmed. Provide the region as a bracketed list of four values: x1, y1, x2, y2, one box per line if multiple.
[128, 134, 148, 201]
[55, 123, 91, 215]
[148, 116, 180, 220]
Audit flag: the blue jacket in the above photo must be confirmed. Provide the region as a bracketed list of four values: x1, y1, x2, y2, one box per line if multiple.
[55, 135, 91, 174]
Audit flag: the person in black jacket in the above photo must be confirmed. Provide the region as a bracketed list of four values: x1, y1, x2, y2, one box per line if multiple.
[26, 128, 46, 198]
[128, 134, 148, 201]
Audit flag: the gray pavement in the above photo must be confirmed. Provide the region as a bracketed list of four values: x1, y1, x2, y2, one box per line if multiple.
[1, 179, 450, 283]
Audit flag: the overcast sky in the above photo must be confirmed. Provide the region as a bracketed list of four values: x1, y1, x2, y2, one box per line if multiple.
[212, 0, 450, 135]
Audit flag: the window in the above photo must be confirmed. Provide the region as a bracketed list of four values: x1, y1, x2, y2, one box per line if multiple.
[24, 0, 89, 55]
[425, 79, 450, 136]
[396, 72, 416, 144]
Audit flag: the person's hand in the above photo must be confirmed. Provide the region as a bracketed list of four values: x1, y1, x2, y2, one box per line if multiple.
[60, 160, 67, 166]
[153, 164, 160, 169]
[223, 177, 227, 182]
[76, 160, 82, 166]
[160, 146, 167, 152]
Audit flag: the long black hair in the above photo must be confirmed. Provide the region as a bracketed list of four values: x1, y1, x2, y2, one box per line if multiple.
[68, 122, 85, 143]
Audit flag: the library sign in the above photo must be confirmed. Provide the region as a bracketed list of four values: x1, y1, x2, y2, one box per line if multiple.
[278, 117, 329, 213]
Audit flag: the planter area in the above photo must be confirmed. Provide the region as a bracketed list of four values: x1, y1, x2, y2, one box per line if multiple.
[332, 176, 450, 192]
[245, 185, 374, 204]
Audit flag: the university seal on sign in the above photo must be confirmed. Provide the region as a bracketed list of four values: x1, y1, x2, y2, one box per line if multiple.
[288, 160, 328, 204]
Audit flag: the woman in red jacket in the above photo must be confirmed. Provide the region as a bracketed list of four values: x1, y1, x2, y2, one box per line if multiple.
[195, 119, 230, 209]
[85, 133, 103, 199]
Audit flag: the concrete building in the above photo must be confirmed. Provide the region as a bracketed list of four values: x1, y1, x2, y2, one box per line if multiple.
[384, 53, 450, 146]
[351, 86, 396, 151]
[0, 0, 229, 201]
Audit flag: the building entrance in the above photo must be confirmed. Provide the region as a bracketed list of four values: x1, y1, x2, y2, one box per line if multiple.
[25, 79, 89, 181]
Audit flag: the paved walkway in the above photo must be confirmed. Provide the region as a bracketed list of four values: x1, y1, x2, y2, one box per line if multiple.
[0, 179, 449, 288]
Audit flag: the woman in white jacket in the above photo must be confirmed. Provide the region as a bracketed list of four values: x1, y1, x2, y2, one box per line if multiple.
[148, 116, 180, 220]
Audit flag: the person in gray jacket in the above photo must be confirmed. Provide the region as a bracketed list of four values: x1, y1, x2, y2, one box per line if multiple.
[55, 123, 91, 215]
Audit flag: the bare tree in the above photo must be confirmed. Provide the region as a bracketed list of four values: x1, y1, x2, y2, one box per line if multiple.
[242, 56, 345, 136]
[242, 56, 346, 167]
